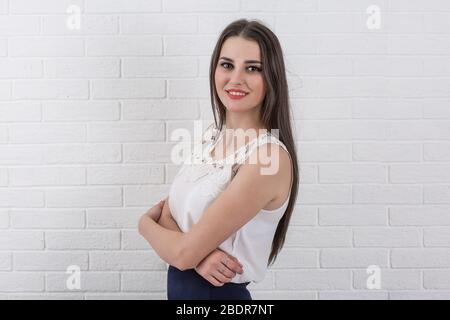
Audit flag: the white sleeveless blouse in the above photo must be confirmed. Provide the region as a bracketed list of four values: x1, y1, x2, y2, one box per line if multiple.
[168, 123, 292, 284]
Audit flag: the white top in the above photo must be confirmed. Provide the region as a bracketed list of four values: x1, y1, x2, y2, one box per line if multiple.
[168, 123, 292, 284]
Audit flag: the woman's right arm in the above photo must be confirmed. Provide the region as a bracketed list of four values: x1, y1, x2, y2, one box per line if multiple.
[157, 197, 182, 232]
[157, 197, 244, 286]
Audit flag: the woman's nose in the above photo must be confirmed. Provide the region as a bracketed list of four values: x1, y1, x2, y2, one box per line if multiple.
[229, 68, 246, 83]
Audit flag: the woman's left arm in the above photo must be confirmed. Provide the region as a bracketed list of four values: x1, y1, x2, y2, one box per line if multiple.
[139, 144, 288, 271]
[138, 212, 186, 270]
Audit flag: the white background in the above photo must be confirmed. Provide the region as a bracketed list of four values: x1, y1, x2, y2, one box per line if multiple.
[1, 0, 450, 299]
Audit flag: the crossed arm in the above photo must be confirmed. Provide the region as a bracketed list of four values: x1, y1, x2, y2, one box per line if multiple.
[138, 144, 287, 271]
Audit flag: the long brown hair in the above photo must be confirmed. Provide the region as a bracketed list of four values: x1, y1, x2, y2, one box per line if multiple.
[208, 19, 299, 267]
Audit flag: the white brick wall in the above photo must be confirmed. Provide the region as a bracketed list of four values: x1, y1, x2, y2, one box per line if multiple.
[0, 0, 449, 300]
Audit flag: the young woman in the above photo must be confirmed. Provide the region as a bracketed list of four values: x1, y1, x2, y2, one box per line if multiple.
[138, 19, 299, 300]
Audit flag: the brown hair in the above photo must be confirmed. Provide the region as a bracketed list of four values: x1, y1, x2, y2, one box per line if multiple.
[208, 19, 299, 267]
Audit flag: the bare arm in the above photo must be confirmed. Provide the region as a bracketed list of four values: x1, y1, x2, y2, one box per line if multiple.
[157, 197, 182, 232]
[141, 197, 244, 281]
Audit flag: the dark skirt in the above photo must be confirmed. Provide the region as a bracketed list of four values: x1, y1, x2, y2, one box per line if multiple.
[167, 265, 252, 300]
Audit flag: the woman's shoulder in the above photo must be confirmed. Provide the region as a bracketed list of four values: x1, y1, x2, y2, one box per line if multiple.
[241, 134, 292, 183]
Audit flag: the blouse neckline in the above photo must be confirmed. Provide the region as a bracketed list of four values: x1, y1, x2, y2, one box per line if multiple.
[205, 125, 270, 164]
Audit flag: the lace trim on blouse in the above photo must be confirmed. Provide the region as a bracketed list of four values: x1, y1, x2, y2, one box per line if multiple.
[174, 123, 289, 199]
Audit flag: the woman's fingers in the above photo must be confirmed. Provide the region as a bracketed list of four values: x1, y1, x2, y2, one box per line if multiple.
[225, 257, 244, 274]
[212, 270, 232, 284]
[207, 274, 224, 287]
[219, 262, 237, 278]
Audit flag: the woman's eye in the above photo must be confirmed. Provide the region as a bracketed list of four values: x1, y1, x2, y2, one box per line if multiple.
[248, 66, 262, 72]
[220, 63, 261, 72]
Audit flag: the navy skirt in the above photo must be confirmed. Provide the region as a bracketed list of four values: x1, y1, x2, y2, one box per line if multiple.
[167, 265, 252, 300]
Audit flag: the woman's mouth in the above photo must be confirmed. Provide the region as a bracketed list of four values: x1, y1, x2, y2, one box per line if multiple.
[226, 90, 249, 100]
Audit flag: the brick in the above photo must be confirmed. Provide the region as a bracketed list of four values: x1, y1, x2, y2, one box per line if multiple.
[9, 124, 86, 143]
[46, 187, 122, 208]
[13, 80, 88, 99]
[42, 15, 118, 35]
[123, 143, 177, 163]
[44, 144, 121, 164]
[89, 251, 166, 270]
[88, 122, 165, 142]
[423, 100, 450, 118]
[285, 226, 352, 247]
[87, 36, 162, 56]
[91, 79, 164, 99]
[123, 185, 169, 206]
[353, 269, 420, 290]
[424, 270, 450, 289]
[122, 100, 199, 120]
[424, 143, 450, 161]
[11, 210, 85, 229]
[0, 273, 44, 292]
[87, 209, 143, 229]
[122, 57, 197, 77]
[46, 272, 120, 292]
[0, 59, 42, 78]
[121, 230, 149, 250]
[45, 230, 121, 250]
[14, 252, 88, 270]
[292, 99, 351, 119]
[353, 142, 421, 162]
[321, 248, 388, 268]
[0, 230, 44, 250]
[244, 0, 317, 11]
[319, 164, 386, 183]
[297, 142, 351, 162]
[319, 206, 387, 226]
[85, 0, 161, 13]
[390, 206, 450, 226]
[44, 58, 120, 78]
[0, 252, 11, 270]
[165, 0, 239, 12]
[9, 166, 85, 186]
[424, 185, 450, 204]
[352, 99, 422, 119]
[353, 227, 421, 247]
[391, 249, 450, 268]
[0, 189, 44, 207]
[276, 270, 350, 290]
[87, 165, 164, 184]
[297, 185, 352, 204]
[0, 101, 41, 121]
[165, 35, 216, 55]
[390, 164, 450, 183]
[121, 14, 197, 34]
[270, 248, 318, 268]
[0, 145, 43, 165]
[10, 0, 83, 13]
[9, 38, 84, 57]
[353, 185, 422, 204]
[43, 100, 120, 121]
[424, 228, 450, 247]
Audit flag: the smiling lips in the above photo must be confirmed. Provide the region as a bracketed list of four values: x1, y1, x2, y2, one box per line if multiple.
[226, 89, 249, 100]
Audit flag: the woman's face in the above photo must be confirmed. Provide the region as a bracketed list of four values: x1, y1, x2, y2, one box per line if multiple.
[214, 36, 265, 113]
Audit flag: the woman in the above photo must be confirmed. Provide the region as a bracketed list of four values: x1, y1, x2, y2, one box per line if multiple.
[138, 19, 299, 300]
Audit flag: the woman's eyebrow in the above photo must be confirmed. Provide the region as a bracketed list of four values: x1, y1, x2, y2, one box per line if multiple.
[219, 56, 262, 64]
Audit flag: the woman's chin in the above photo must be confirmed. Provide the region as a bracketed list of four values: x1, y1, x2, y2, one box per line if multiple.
[224, 102, 249, 112]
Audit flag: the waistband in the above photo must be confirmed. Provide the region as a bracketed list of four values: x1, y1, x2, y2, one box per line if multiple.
[168, 265, 250, 287]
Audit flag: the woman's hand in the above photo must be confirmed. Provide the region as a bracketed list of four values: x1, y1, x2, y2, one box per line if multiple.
[195, 248, 244, 287]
